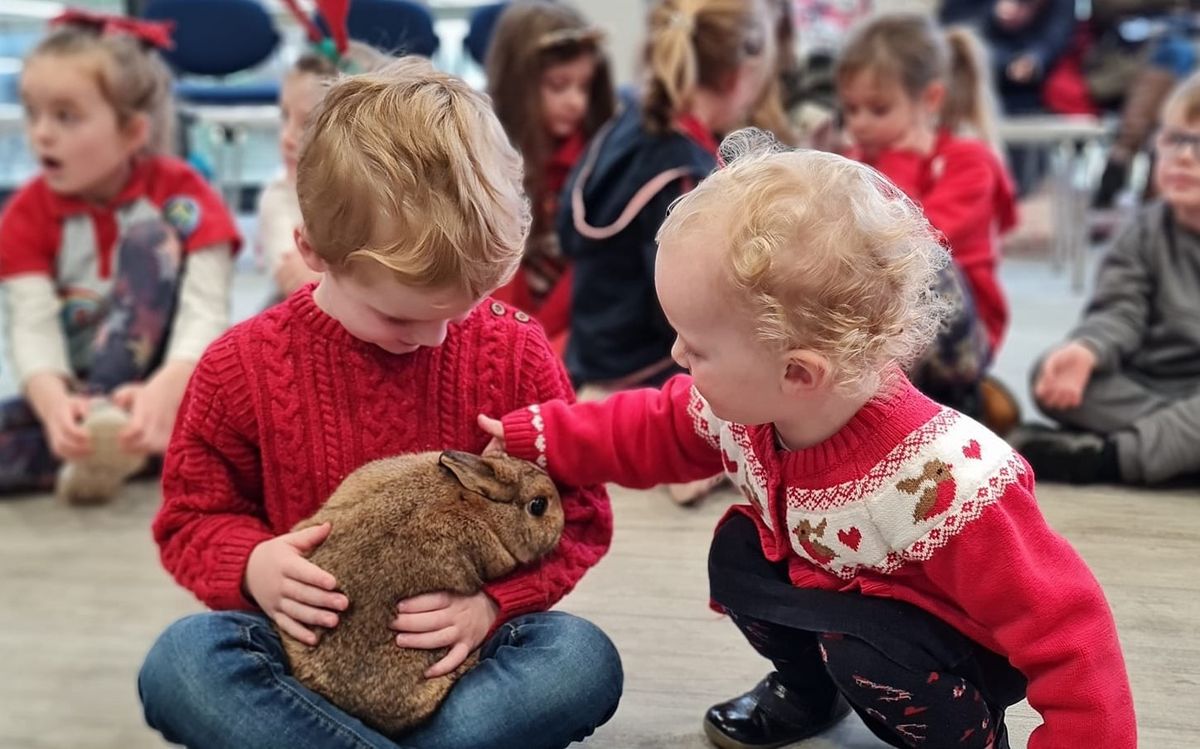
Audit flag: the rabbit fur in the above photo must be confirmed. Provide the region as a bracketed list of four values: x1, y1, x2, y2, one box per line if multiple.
[278, 450, 564, 736]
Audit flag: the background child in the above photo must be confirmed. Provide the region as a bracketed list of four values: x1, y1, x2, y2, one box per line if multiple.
[137, 60, 620, 749]
[559, 0, 776, 391]
[485, 0, 616, 354]
[482, 133, 1135, 748]
[836, 13, 1017, 427]
[941, 0, 1076, 116]
[258, 42, 385, 301]
[0, 13, 238, 504]
[1018, 72, 1200, 486]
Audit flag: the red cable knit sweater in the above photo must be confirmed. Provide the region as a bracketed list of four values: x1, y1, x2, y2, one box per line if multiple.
[153, 287, 612, 620]
[500, 375, 1136, 748]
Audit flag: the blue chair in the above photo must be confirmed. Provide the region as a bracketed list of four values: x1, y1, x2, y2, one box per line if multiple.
[317, 0, 439, 58]
[464, 2, 507, 67]
[143, 0, 281, 105]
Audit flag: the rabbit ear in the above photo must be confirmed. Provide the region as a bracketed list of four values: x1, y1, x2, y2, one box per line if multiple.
[439, 451, 509, 502]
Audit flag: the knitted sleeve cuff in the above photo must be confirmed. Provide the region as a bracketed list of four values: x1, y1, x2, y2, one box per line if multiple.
[206, 525, 274, 611]
[502, 406, 546, 470]
[483, 576, 548, 623]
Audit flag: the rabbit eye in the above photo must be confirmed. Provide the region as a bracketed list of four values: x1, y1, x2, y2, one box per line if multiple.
[527, 496, 548, 517]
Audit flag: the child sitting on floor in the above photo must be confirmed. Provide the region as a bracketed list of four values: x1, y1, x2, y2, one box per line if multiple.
[0, 12, 238, 504]
[482, 131, 1136, 749]
[137, 59, 620, 749]
[1017, 71, 1200, 486]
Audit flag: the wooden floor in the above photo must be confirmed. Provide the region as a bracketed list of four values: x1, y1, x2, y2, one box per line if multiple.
[0, 479, 1196, 749]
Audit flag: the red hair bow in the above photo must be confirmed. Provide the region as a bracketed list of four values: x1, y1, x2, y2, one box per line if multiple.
[51, 9, 175, 51]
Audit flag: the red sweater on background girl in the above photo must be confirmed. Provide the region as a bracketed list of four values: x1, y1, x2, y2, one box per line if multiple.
[153, 289, 612, 619]
[857, 131, 1017, 350]
[492, 132, 587, 349]
[499, 374, 1136, 748]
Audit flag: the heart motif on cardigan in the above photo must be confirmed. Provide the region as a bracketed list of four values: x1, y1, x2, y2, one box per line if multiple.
[837, 527, 862, 551]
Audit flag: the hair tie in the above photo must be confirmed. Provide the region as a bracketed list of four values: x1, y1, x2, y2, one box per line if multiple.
[51, 9, 175, 51]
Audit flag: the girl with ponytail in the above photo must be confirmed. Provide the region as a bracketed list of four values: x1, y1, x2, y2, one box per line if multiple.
[559, 0, 776, 393]
[835, 13, 1020, 430]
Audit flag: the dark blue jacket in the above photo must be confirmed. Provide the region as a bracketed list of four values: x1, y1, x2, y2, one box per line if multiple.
[557, 102, 717, 385]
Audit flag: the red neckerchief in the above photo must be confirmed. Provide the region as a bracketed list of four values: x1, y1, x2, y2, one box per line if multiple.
[44, 158, 150, 278]
[47, 158, 149, 219]
[674, 113, 719, 160]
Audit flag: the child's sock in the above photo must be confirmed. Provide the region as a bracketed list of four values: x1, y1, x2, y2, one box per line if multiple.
[1010, 425, 1120, 485]
[56, 400, 147, 505]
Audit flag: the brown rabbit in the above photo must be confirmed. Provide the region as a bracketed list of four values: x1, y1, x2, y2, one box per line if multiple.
[279, 450, 564, 736]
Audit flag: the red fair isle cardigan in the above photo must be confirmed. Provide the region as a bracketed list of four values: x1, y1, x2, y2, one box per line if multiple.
[500, 374, 1136, 748]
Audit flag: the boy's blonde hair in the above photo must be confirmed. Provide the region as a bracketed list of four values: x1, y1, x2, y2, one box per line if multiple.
[29, 25, 175, 155]
[296, 58, 529, 296]
[659, 129, 949, 395]
[1163, 70, 1200, 124]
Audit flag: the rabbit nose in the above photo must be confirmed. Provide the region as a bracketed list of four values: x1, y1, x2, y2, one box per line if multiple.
[527, 496, 549, 517]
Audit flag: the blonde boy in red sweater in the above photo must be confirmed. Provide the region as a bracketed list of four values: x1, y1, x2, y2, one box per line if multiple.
[137, 60, 620, 749]
[482, 134, 1135, 748]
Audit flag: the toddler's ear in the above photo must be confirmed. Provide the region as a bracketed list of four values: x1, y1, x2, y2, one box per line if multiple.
[781, 350, 830, 395]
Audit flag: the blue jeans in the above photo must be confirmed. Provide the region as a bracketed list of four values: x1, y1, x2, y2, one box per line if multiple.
[138, 610, 622, 749]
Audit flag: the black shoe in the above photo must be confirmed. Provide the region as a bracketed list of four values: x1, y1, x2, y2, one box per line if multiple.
[702, 673, 851, 749]
[1010, 425, 1120, 484]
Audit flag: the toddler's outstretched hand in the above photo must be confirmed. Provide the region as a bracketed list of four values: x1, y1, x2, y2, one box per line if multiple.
[245, 523, 349, 646]
[477, 414, 506, 456]
[1035, 341, 1097, 411]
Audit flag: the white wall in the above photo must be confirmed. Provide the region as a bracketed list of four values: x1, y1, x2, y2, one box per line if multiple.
[578, 0, 644, 86]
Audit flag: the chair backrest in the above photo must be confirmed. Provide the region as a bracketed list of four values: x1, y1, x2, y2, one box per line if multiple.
[464, 2, 507, 67]
[317, 0, 439, 58]
[144, 0, 280, 77]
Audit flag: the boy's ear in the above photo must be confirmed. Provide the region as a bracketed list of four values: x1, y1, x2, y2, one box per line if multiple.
[781, 350, 831, 395]
[294, 228, 329, 273]
[439, 451, 509, 502]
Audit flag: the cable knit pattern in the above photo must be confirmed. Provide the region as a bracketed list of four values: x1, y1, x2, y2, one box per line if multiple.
[154, 286, 612, 621]
[500, 374, 1136, 749]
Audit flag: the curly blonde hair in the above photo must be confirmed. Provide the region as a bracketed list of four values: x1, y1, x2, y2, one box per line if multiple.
[658, 129, 950, 395]
[297, 58, 529, 296]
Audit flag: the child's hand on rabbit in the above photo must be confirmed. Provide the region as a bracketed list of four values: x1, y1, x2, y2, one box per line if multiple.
[391, 590, 499, 678]
[476, 414, 506, 456]
[245, 522, 350, 646]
